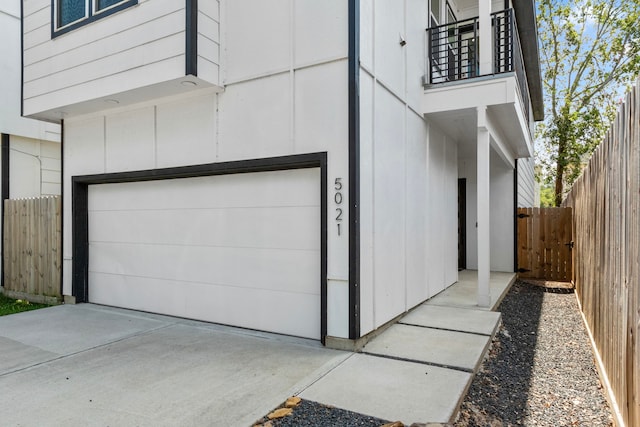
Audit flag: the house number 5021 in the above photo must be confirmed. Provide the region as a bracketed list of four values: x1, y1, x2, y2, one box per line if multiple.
[334, 178, 343, 236]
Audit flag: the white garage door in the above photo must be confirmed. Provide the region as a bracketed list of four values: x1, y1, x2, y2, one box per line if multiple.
[87, 168, 321, 339]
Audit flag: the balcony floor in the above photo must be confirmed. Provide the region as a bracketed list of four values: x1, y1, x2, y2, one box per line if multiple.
[422, 73, 533, 159]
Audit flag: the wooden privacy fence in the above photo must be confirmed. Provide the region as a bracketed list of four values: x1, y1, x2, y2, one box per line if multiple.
[516, 207, 573, 282]
[563, 78, 639, 427]
[3, 196, 61, 300]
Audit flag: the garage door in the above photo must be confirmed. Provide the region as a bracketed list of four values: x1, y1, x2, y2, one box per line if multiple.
[87, 168, 321, 339]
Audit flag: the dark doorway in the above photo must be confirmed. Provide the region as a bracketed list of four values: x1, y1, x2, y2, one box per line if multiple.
[458, 178, 467, 270]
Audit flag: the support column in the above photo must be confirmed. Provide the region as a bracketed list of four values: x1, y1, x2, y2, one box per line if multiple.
[477, 107, 491, 307]
[478, 0, 492, 76]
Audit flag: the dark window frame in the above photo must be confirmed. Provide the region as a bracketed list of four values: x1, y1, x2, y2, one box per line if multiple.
[52, 0, 138, 38]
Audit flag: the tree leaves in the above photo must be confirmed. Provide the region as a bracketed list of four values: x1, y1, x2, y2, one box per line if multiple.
[536, 0, 640, 205]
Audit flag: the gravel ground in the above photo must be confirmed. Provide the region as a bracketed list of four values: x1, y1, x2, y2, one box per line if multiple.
[253, 399, 390, 427]
[253, 281, 613, 427]
[454, 281, 613, 427]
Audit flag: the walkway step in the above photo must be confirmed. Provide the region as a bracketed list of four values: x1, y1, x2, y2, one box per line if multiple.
[304, 272, 511, 425]
[299, 353, 471, 424]
[400, 304, 501, 336]
[361, 323, 491, 373]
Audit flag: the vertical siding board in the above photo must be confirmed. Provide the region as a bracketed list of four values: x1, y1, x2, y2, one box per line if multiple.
[20, 200, 27, 292]
[632, 80, 640, 426]
[53, 197, 61, 297]
[33, 198, 40, 295]
[532, 207, 540, 278]
[564, 78, 640, 426]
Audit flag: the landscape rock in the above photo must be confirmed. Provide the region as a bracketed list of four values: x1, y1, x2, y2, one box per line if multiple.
[267, 408, 293, 420]
[285, 396, 302, 408]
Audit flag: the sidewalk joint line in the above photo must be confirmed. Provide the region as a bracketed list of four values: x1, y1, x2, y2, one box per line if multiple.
[0, 323, 175, 378]
[360, 351, 474, 373]
[397, 321, 493, 337]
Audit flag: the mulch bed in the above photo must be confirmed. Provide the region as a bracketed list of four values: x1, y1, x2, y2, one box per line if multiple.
[253, 280, 614, 427]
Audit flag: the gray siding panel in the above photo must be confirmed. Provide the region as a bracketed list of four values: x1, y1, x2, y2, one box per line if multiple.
[517, 157, 536, 207]
[23, 0, 220, 117]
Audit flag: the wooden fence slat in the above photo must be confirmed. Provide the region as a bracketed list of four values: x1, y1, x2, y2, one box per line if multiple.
[3, 196, 61, 300]
[563, 77, 640, 427]
[533, 208, 541, 277]
[517, 207, 573, 282]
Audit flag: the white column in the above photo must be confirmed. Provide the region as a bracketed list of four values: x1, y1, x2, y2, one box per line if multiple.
[477, 106, 491, 307]
[478, 0, 492, 76]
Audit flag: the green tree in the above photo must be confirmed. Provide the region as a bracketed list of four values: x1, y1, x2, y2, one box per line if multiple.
[539, 184, 556, 207]
[537, 0, 640, 206]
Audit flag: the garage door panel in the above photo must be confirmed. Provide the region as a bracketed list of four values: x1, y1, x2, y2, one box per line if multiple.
[89, 273, 321, 339]
[88, 169, 320, 211]
[89, 242, 320, 295]
[87, 168, 322, 339]
[88, 206, 320, 250]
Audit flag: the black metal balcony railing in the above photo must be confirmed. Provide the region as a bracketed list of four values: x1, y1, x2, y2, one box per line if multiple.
[426, 9, 531, 123]
[428, 15, 479, 82]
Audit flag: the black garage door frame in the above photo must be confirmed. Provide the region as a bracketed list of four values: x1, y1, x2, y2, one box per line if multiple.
[72, 152, 328, 343]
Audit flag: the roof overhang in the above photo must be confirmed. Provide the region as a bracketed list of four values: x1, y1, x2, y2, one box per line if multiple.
[513, 0, 544, 121]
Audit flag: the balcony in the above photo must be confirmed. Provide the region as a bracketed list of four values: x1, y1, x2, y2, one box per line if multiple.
[421, 8, 536, 159]
[426, 9, 531, 126]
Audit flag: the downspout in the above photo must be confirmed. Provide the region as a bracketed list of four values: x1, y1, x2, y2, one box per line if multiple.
[8, 147, 43, 195]
[514, 159, 518, 272]
[59, 120, 64, 298]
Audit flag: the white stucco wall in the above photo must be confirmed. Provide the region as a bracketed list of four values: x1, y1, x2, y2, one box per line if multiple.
[63, 0, 352, 338]
[0, 4, 60, 141]
[489, 153, 515, 272]
[9, 136, 61, 198]
[459, 149, 515, 273]
[359, 0, 458, 335]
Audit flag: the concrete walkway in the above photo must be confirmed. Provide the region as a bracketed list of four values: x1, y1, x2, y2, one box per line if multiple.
[300, 271, 515, 424]
[0, 271, 514, 426]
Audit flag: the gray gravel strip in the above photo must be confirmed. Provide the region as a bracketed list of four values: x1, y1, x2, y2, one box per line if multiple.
[454, 280, 613, 427]
[253, 399, 390, 426]
[252, 280, 613, 427]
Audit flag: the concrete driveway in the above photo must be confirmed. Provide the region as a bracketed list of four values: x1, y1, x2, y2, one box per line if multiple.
[0, 304, 349, 427]
[0, 275, 510, 426]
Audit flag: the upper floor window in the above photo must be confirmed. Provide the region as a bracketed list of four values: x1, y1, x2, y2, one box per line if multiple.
[430, 0, 441, 27]
[430, 0, 457, 28]
[53, 0, 137, 36]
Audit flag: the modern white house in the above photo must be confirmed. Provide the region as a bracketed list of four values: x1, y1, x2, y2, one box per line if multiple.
[1, 1, 61, 285]
[21, 0, 542, 345]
